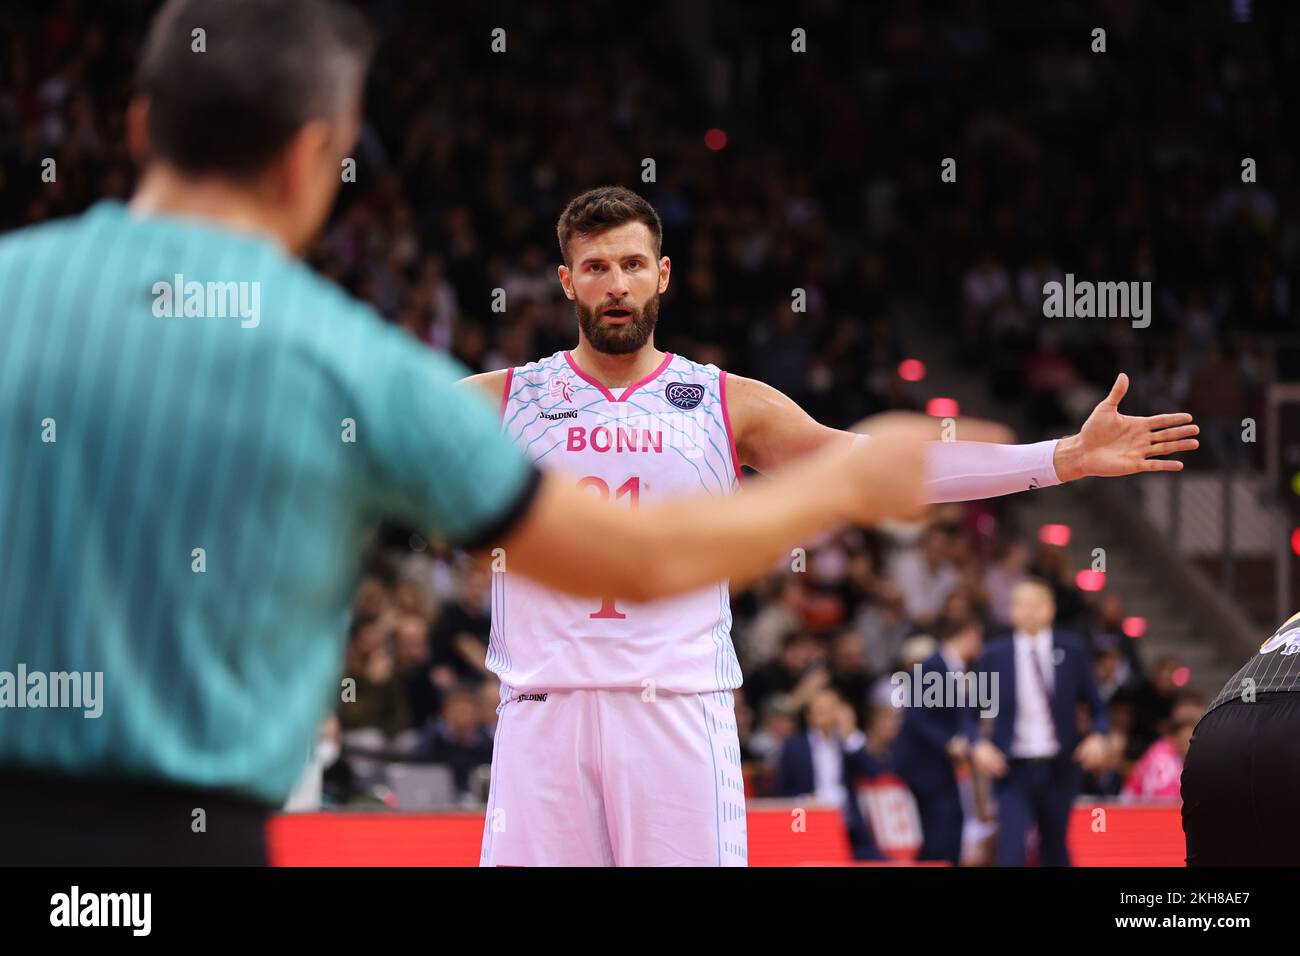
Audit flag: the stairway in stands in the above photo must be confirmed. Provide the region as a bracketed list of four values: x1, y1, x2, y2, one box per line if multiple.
[900, 318, 1239, 697]
[1011, 481, 1236, 696]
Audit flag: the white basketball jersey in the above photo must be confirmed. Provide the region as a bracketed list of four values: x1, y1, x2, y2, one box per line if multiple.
[490, 349, 744, 693]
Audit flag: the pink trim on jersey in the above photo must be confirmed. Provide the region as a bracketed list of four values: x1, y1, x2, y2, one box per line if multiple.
[719, 370, 745, 484]
[499, 367, 514, 420]
[564, 350, 675, 403]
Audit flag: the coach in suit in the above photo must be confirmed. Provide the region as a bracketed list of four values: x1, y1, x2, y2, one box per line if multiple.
[778, 689, 887, 860]
[892, 615, 985, 864]
[968, 579, 1110, 866]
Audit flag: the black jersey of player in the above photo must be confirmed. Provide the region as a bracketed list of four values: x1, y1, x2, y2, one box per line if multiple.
[1207, 611, 1300, 711]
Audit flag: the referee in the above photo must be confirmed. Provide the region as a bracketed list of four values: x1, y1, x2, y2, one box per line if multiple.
[1182, 610, 1300, 866]
[0, 0, 938, 864]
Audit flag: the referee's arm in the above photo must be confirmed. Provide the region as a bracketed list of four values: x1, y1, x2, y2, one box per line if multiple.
[364, 332, 947, 601]
[474, 440, 924, 602]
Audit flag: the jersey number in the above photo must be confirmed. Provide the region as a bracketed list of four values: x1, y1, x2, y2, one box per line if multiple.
[578, 476, 640, 619]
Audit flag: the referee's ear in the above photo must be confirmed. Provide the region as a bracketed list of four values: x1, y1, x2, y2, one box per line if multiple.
[127, 97, 152, 164]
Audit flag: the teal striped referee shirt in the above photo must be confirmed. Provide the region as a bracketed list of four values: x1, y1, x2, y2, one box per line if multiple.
[0, 200, 538, 804]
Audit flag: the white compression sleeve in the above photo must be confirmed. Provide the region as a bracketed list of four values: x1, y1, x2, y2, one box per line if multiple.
[850, 433, 1062, 503]
[923, 439, 1061, 502]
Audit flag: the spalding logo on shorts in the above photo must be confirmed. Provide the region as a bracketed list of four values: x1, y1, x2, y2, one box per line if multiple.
[665, 382, 705, 410]
[1259, 611, 1300, 655]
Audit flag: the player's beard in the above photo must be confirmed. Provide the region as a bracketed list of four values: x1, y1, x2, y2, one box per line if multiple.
[576, 292, 659, 355]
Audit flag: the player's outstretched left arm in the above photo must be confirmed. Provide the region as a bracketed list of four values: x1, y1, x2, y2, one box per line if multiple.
[1046, 372, 1198, 481]
[726, 371, 1198, 503]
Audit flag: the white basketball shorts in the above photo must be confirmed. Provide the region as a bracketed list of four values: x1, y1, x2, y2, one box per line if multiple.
[479, 686, 748, 866]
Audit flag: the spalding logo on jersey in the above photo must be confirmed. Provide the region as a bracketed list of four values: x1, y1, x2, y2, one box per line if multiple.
[1259, 610, 1300, 655]
[666, 382, 704, 410]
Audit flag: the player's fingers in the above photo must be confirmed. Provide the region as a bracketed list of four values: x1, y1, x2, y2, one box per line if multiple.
[1143, 412, 1194, 430]
[1103, 372, 1129, 406]
[1149, 424, 1199, 443]
[1148, 438, 1199, 457]
[1142, 458, 1185, 472]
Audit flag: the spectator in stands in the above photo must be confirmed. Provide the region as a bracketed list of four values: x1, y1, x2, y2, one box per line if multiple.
[892, 614, 985, 864]
[984, 538, 1030, 630]
[477, 680, 502, 734]
[428, 562, 493, 687]
[740, 575, 807, 669]
[864, 695, 903, 767]
[1122, 693, 1206, 800]
[777, 689, 887, 860]
[1092, 632, 1138, 705]
[392, 577, 436, 621]
[889, 524, 960, 630]
[338, 614, 412, 738]
[1096, 693, 1140, 796]
[1028, 542, 1086, 631]
[804, 532, 864, 631]
[353, 576, 391, 619]
[416, 687, 494, 798]
[1129, 655, 1186, 761]
[938, 587, 981, 633]
[898, 634, 939, 671]
[393, 612, 440, 728]
[1091, 594, 1144, 674]
[854, 579, 913, 677]
[946, 516, 990, 611]
[829, 630, 875, 728]
[734, 696, 758, 764]
[747, 694, 800, 774]
[744, 631, 828, 717]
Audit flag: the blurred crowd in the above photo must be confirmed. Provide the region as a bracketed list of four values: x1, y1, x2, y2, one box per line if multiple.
[4, 0, 1294, 858]
[5, 1, 1295, 454]
[330, 505, 1205, 858]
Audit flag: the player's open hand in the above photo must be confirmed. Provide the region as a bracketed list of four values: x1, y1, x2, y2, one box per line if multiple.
[1054, 373, 1199, 482]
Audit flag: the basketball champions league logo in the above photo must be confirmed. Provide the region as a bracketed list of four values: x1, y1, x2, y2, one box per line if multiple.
[665, 382, 704, 410]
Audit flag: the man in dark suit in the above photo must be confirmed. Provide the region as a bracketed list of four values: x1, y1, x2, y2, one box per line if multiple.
[777, 688, 886, 860]
[892, 615, 985, 864]
[968, 579, 1110, 866]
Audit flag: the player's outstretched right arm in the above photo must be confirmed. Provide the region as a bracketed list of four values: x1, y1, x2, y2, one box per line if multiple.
[481, 414, 992, 601]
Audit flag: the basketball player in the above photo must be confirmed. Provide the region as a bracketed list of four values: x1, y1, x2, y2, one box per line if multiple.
[1182, 610, 1300, 865]
[463, 186, 1201, 866]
